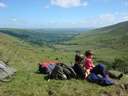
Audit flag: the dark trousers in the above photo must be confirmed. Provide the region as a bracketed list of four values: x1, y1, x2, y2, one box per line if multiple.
[91, 64, 120, 79]
[91, 64, 107, 78]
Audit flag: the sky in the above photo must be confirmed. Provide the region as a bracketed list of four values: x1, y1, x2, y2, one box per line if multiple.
[0, 0, 128, 28]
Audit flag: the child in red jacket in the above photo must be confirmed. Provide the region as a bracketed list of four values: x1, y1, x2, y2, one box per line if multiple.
[84, 50, 95, 78]
[84, 50, 123, 80]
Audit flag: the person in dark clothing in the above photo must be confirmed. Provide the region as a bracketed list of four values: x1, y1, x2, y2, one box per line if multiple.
[73, 50, 85, 79]
[75, 50, 83, 65]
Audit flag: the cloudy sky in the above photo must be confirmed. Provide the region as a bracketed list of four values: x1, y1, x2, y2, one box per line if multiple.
[0, 0, 128, 28]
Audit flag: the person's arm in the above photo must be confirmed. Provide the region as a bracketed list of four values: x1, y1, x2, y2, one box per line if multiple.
[92, 63, 95, 67]
[85, 69, 91, 78]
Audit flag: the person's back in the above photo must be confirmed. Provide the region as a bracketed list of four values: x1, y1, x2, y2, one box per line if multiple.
[73, 50, 85, 79]
[75, 50, 83, 65]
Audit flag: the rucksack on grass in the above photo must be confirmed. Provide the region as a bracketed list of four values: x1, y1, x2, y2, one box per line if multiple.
[0, 61, 16, 82]
[49, 63, 77, 80]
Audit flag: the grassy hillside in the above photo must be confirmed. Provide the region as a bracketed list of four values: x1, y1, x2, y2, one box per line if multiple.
[0, 33, 128, 96]
[54, 21, 128, 61]
[0, 32, 76, 96]
[0, 21, 128, 96]
[69, 21, 128, 48]
[0, 28, 79, 46]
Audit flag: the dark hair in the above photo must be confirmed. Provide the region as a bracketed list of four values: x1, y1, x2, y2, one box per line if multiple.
[75, 50, 80, 53]
[85, 50, 93, 57]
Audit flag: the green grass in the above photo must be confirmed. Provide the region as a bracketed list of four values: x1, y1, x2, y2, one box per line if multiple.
[0, 21, 128, 96]
[54, 21, 128, 62]
[0, 33, 128, 96]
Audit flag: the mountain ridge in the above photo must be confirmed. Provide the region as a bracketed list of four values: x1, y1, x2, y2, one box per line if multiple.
[68, 21, 128, 50]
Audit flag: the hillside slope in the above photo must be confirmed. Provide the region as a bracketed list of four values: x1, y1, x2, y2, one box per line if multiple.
[0, 32, 76, 96]
[0, 33, 127, 96]
[0, 28, 79, 46]
[0, 25, 128, 96]
[53, 21, 128, 62]
[69, 21, 128, 50]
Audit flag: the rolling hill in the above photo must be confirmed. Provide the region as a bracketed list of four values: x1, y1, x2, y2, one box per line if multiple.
[69, 21, 128, 49]
[0, 21, 128, 65]
[53, 21, 128, 62]
[0, 31, 77, 96]
[0, 28, 81, 46]
[0, 21, 128, 96]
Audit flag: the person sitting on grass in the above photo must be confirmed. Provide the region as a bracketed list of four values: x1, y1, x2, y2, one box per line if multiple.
[73, 50, 85, 79]
[75, 50, 84, 65]
[84, 50, 123, 86]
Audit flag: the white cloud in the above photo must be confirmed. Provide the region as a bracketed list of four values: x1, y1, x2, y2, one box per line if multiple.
[0, 2, 7, 8]
[80, 12, 128, 28]
[98, 14, 115, 24]
[76, 13, 116, 28]
[41, 12, 128, 28]
[122, 16, 128, 20]
[116, 12, 128, 22]
[51, 0, 88, 8]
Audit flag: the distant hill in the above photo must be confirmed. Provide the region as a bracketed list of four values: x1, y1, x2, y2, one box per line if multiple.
[0, 28, 85, 46]
[68, 21, 128, 50]
[52, 21, 128, 64]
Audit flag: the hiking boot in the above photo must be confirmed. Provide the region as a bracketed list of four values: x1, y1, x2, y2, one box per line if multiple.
[118, 73, 123, 80]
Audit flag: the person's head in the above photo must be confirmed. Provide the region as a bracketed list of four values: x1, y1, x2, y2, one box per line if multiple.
[75, 50, 81, 55]
[84, 50, 93, 58]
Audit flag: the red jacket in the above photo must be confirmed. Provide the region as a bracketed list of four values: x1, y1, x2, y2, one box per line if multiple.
[84, 57, 94, 71]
